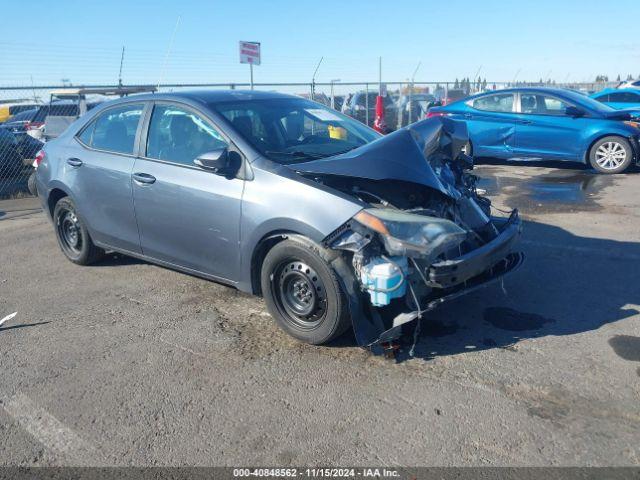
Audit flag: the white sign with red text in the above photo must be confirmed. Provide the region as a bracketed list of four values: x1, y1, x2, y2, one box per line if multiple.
[239, 41, 261, 65]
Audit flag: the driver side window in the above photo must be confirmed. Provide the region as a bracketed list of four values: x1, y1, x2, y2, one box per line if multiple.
[146, 105, 228, 166]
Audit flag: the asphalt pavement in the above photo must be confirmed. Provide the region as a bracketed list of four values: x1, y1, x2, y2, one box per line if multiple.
[0, 163, 638, 466]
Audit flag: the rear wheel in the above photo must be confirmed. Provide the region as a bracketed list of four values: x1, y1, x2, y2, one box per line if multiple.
[260, 238, 351, 345]
[53, 197, 104, 265]
[589, 136, 632, 174]
[27, 171, 37, 196]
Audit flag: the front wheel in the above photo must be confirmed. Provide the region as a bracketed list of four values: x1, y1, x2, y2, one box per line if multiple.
[260, 238, 351, 345]
[53, 197, 104, 265]
[589, 136, 633, 174]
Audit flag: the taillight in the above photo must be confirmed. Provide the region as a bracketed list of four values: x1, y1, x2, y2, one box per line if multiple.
[33, 150, 45, 168]
[25, 121, 44, 131]
[426, 111, 445, 119]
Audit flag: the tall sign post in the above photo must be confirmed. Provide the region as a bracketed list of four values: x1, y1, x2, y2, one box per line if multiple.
[239, 41, 261, 90]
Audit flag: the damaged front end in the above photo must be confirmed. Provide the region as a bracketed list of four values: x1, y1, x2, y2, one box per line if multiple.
[292, 117, 524, 351]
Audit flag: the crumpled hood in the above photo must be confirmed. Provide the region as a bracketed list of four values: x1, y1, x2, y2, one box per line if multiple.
[601, 108, 640, 120]
[288, 117, 469, 199]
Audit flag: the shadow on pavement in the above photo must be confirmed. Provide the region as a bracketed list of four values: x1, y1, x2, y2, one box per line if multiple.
[91, 253, 145, 267]
[0, 321, 50, 333]
[394, 219, 640, 362]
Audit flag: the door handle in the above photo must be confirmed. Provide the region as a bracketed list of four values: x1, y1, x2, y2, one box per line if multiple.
[132, 173, 156, 185]
[518, 119, 533, 125]
[67, 158, 83, 167]
[463, 113, 473, 119]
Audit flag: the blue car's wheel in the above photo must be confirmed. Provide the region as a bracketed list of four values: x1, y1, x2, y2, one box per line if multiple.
[589, 136, 632, 174]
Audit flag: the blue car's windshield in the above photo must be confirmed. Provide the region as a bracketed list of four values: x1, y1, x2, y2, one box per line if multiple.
[559, 89, 617, 114]
[211, 98, 381, 164]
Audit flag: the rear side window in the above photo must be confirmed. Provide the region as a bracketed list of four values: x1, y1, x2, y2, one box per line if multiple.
[472, 94, 514, 113]
[77, 104, 144, 155]
[146, 105, 228, 166]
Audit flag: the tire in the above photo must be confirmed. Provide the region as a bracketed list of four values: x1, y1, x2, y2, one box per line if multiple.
[27, 171, 37, 196]
[589, 136, 633, 174]
[53, 197, 104, 265]
[260, 237, 351, 345]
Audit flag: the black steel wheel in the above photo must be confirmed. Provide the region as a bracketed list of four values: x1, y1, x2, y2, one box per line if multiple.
[53, 197, 104, 265]
[260, 238, 351, 345]
[274, 260, 327, 329]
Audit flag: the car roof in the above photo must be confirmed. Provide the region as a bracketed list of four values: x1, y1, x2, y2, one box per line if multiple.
[607, 88, 639, 94]
[87, 89, 304, 111]
[125, 89, 297, 103]
[475, 87, 574, 96]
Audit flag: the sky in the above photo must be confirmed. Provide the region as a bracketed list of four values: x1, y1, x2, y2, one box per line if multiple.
[1, 0, 639, 89]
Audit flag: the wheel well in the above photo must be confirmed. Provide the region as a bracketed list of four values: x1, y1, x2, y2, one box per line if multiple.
[250, 231, 301, 296]
[47, 188, 68, 218]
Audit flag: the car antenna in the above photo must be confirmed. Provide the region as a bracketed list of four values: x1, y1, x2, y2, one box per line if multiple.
[157, 15, 182, 90]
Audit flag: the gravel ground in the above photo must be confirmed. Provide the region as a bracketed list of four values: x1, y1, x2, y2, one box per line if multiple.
[0, 163, 639, 466]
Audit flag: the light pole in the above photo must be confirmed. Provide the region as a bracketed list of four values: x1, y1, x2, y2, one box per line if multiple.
[408, 61, 421, 125]
[311, 57, 323, 101]
[330, 79, 340, 109]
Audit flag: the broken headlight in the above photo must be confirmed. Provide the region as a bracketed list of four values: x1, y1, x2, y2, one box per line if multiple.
[353, 208, 467, 258]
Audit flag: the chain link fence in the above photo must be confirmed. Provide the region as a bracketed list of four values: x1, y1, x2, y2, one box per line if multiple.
[0, 79, 619, 197]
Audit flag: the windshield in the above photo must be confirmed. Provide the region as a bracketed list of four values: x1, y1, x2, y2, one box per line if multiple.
[559, 89, 617, 114]
[212, 97, 381, 164]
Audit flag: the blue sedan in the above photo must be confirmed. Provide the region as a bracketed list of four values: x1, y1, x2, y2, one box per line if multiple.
[590, 88, 640, 111]
[429, 87, 640, 173]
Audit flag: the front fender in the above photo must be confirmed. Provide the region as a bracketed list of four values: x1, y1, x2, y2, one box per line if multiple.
[581, 126, 640, 163]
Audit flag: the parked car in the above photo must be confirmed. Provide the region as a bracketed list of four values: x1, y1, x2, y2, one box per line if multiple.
[36, 90, 522, 351]
[590, 88, 640, 110]
[396, 93, 436, 127]
[41, 86, 156, 140]
[0, 101, 40, 123]
[616, 79, 640, 90]
[429, 87, 640, 174]
[343, 91, 399, 132]
[0, 128, 42, 179]
[0, 108, 43, 137]
[0, 128, 23, 178]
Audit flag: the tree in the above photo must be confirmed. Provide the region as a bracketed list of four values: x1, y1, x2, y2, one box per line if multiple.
[616, 74, 621, 82]
[454, 78, 459, 89]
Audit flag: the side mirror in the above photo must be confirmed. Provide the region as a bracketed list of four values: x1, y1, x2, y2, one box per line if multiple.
[194, 148, 229, 173]
[565, 106, 585, 117]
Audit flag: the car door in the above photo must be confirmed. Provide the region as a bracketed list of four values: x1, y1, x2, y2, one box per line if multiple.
[131, 102, 243, 282]
[513, 92, 586, 161]
[70, 102, 145, 253]
[460, 93, 517, 158]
